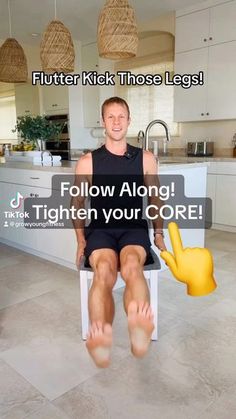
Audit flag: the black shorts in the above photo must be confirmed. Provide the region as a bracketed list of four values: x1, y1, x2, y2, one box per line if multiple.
[84, 227, 154, 267]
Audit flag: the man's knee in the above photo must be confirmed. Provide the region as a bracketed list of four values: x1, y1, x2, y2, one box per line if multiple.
[120, 253, 143, 282]
[93, 258, 117, 289]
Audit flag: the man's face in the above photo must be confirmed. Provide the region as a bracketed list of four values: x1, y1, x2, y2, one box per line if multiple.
[102, 103, 130, 142]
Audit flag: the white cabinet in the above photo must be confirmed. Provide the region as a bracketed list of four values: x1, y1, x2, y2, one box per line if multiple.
[0, 181, 22, 243]
[175, 1, 236, 53]
[175, 9, 210, 53]
[174, 0, 236, 122]
[207, 41, 236, 120]
[82, 43, 100, 128]
[174, 41, 236, 121]
[0, 179, 51, 249]
[206, 162, 236, 229]
[215, 175, 236, 226]
[174, 48, 208, 121]
[206, 173, 216, 224]
[0, 168, 77, 267]
[41, 85, 69, 114]
[15, 82, 40, 117]
[210, 1, 236, 45]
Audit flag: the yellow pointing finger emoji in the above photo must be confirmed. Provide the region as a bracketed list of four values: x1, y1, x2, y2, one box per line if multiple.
[160, 222, 217, 296]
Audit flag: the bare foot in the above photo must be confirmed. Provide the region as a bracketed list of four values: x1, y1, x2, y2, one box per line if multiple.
[128, 301, 154, 358]
[86, 321, 112, 368]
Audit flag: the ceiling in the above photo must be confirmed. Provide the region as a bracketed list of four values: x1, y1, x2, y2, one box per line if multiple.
[0, 0, 203, 44]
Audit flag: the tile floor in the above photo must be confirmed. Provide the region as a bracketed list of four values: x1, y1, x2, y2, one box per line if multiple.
[0, 229, 236, 419]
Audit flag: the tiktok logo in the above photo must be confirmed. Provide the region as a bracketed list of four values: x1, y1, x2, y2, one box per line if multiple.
[10, 192, 24, 209]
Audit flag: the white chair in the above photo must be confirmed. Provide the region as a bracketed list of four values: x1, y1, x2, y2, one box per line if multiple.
[79, 249, 161, 341]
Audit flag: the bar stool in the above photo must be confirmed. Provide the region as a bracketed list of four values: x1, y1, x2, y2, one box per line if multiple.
[79, 249, 161, 341]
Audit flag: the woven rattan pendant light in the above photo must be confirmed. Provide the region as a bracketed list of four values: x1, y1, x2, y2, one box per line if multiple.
[0, 0, 28, 82]
[97, 0, 138, 59]
[40, 0, 75, 73]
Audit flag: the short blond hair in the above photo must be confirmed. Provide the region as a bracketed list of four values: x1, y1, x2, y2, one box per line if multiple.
[101, 96, 130, 120]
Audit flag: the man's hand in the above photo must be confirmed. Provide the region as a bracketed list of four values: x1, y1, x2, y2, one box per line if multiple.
[160, 222, 217, 296]
[76, 239, 86, 268]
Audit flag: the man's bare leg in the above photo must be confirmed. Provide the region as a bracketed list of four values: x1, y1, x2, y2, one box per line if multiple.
[120, 245, 154, 358]
[85, 249, 118, 367]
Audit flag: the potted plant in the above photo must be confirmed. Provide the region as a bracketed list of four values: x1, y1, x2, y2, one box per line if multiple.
[12, 115, 64, 151]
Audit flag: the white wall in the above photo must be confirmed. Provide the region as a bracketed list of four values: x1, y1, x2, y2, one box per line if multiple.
[172, 120, 236, 153]
[68, 41, 97, 150]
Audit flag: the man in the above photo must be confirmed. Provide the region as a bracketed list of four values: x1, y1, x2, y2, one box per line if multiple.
[74, 97, 166, 368]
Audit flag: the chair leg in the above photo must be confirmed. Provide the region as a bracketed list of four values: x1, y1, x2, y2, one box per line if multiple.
[80, 271, 90, 340]
[149, 270, 158, 341]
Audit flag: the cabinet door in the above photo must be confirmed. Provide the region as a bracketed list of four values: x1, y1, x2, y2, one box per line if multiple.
[15, 82, 40, 117]
[0, 182, 50, 248]
[175, 9, 210, 53]
[174, 48, 208, 122]
[210, 1, 236, 45]
[41, 85, 69, 114]
[0, 182, 22, 243]
[215, 175, 236, 226]
[0, 181, 76, 263]
[207, 41, 236, 120]
[82, 43, 100, 127]
[206, 174, 216, 224]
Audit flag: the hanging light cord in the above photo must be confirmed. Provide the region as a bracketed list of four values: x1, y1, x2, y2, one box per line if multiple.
[8, 0, 12, 37]
[54, 0, 57, 20]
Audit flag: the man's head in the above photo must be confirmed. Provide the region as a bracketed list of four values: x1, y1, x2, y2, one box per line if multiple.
[101, 97, 130, 121]
[101, 97, 131, 143]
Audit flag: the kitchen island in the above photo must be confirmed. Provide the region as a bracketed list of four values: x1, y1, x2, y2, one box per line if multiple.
[0, 160, 208, 271]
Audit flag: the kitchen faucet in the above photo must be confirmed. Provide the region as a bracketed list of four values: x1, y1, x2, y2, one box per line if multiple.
[137, 130, 145, 146]
[144, 120, 171, 154]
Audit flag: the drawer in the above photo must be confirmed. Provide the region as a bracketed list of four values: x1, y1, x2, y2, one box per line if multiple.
[207, 162, 218, 174]
[215, 162, 236, 175]
[0, 168, 53, 189]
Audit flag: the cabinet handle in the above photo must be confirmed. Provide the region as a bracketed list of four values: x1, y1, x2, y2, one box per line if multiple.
[35, 194, 39, 198]
[52, 104, 58, 107]
[206, 112, 209, 116]
[209, 37, 213, 41]
[203, 38, 207, 42]
[30, 177, 40, 180]
[201, 113, 204, 116]
[25, 110, 30, 113]
[30, 193, 34, 197]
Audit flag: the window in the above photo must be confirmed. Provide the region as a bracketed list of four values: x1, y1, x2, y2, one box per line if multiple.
[0, 91, 17, 139]
[115, 50, 179, 138]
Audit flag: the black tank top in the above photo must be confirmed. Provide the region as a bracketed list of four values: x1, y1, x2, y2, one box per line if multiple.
[90, 144, 147, 229]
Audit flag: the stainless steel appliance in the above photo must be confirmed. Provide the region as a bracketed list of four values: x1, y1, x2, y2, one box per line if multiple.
[187, 141, 214, 157]
[45, 114, 70, 160]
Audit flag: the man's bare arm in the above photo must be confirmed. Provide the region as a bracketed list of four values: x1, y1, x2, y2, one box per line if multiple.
[143, 151, 167, 251]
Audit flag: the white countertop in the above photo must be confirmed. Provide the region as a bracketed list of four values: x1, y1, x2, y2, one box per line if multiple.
[158, 156, 236, 163]
[0, 160, 77, 173]
[0, 159, 210, 173]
